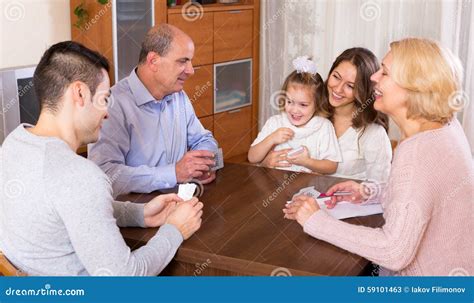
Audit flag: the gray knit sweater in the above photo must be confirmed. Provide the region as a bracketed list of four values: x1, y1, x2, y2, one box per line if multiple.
[0, 125, 183, 276]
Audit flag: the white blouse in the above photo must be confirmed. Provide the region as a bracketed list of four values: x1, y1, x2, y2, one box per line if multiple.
[252, 113, 342, 173]
[332, 123, 392, 182]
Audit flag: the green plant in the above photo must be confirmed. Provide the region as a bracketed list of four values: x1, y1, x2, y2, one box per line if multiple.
[73, 0, 109, 30]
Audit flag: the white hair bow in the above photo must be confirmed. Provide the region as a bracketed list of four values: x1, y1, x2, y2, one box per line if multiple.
[292, 56, 317, 75]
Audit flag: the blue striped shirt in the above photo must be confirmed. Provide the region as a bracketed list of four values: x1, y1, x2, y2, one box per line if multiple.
[88, 69, 218, 196]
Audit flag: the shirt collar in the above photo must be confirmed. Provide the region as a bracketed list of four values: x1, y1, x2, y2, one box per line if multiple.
[127, 68, 174, 106]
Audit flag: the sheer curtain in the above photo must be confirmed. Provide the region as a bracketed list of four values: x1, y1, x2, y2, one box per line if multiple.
[260, 0, 473, 154]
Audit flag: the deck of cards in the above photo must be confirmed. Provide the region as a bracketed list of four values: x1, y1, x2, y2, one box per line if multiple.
[286, 186, 322, 205]
[211, 148, 224, 171]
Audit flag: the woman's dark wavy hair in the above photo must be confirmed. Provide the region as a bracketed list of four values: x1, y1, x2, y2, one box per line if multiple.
[322, 47, 389, 134]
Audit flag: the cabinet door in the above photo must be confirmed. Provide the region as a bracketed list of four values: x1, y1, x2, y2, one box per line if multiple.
[183, 65, 213, 118]
[214, 106, 252, 159]
[214, 10, 253, 63]
[168, 12, 213, 66]
[199, 115, 214, 134]
[115, 0, 153, 81]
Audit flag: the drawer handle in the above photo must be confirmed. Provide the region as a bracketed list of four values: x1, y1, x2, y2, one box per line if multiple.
[229, 10, 242, 14]
[193, 66, 201, 70]
[228, 109, 242, 114]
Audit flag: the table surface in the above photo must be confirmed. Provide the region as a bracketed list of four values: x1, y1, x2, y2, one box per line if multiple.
[119, 163, 384, 276]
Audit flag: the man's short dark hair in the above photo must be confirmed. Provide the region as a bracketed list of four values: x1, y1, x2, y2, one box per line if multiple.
[33, 41, 110, 112]
[138, 24, 174, 64]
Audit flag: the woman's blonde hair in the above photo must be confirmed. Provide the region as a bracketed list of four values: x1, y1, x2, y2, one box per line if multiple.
[389, 38, 464, 124]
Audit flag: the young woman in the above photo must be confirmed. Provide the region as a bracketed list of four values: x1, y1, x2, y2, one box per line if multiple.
[284, 38, 473, 276]
[263, 48, 392, 183]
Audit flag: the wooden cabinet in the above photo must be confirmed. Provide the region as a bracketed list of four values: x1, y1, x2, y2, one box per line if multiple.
[214, 10, 253, 63]
[183, 64, 213, 118]
[214, 106, 252, 159]
[199, 115, 214, 134]
[71, 0, 259, 161]
[168, 13, 214, 66]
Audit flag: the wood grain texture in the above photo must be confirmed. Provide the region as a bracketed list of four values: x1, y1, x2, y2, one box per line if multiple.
[119, 163, 385, 276]
[70, 0, 115, 83]
[214, 106, 252, 159]
[199, 115, 214, 133]
[213, 9, 253, 63]
[168, 12, 214, 66]
[184, 65, 214, 117]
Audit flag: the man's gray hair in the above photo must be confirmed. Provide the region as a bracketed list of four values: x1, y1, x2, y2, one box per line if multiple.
[138, 24, 174, 64]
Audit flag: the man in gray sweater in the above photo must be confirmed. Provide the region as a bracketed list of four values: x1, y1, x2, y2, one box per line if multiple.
[0, 41, 203, 276]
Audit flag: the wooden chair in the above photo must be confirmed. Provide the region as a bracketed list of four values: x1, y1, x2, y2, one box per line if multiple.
[0, 251, 27, 276]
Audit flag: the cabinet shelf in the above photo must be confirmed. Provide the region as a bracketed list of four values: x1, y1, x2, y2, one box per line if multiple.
[167, 4, 253, 14]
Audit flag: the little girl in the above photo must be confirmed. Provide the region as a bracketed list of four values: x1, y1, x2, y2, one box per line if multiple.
[248, 56, 341, 173]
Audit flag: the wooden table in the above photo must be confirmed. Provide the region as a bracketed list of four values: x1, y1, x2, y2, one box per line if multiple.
[119, 163, 384, 276]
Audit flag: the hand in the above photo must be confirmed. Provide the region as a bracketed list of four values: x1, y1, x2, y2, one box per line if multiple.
[261, 148, 292, 168]
[270, 127, 294, 145]
[283, 195, 320, 226]
[144, 194, 182, 227]
[195, 170, 216, 185]
[287, 146, 310, 166]
[176, 150, 215, 183]
[324, 180, 365, 209]
[166, 197, 203, 240]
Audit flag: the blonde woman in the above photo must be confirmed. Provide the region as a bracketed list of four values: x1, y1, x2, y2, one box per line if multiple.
[283, 38, 473, 276]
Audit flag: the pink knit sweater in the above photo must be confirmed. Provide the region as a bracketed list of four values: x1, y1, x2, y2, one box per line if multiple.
[304, 119, 473, 276]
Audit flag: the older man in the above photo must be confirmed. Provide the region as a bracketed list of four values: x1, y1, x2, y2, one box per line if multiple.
[89, 24, 218, 196]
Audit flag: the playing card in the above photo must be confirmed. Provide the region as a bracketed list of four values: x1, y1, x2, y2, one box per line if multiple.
[211, 148, 224, 171]
[178, 183, 197, 201]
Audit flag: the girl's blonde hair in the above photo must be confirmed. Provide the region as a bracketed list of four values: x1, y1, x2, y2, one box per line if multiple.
[389, 38, 464, 124]
[280, 71, 329, 117]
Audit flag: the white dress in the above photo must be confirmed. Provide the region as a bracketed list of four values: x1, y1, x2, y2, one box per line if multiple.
[332, 123, 392, 182]
[252, 113, 342, 172]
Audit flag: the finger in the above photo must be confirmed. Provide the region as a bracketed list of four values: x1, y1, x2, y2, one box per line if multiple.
[186, 150, 215, 158]
[163, 193, 183, 202]
[194, 201, 204, 211]
[275, 148, 292, 155]
[186, 197, 199, 206]
[192, 171, 204, 178]
[292, 195, 311, 202]
[190, 158, 216, 167]
[195, 210, 203, 218]
[194, 164, 211, 172]
[326, 181, 354, 195]
[275, 162, 292, 167]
